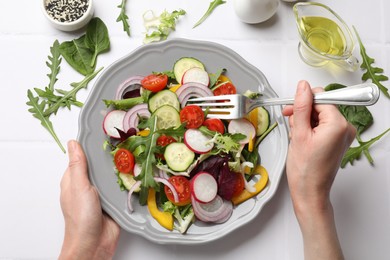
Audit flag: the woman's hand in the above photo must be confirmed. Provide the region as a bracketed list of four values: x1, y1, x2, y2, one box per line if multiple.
[59, 140, 121, 260]
[282, 81, 356, 260]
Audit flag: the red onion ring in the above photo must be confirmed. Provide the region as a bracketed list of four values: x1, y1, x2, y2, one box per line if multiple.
[115, 76, 144, 100]
[154, 177, 179, 203]
[176, 82, 214, 108]
[191, 195, 233, 223]
[158, 169, 170, 179]
[123, 103, 151, 132]
[127, 180, 142, 213]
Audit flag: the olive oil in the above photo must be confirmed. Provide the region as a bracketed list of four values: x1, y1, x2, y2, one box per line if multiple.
[298, 16, 346, 56]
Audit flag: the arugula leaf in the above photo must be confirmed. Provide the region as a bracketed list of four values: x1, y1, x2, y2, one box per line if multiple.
[208, 68, 226, 88]
[341, 127, 390, 168]
[103, 97, 144, 110]
[193, 0, 226, 28]
[59, 35, 95, 76]
[353, 27, 389, 98]
[46, 40, 62, 91]
[119, 116, 161, 204]
[143, 9, 186, 44]
[34, 87, 83, 109]
[85, 17, 110, 67]
[26, 90, 65, 153]
[116, 0, 131, 37]
[153, 70, 176, 81]
[43, 67, 103, 116]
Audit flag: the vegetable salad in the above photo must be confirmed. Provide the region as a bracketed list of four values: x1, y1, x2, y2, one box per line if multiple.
[103, 57, 274, 233]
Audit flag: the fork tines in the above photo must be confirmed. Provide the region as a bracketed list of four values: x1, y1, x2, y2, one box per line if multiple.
[188, 94, 235, 107]
[188, 95, 236, 119]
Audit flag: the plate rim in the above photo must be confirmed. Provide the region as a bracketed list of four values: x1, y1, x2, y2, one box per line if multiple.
[77, 38, 288, 245]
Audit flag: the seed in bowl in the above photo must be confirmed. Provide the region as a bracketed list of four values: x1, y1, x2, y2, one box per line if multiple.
[44, 0, 89, 23]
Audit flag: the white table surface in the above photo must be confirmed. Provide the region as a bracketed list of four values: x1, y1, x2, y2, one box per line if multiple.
[1, 0, 390, 259]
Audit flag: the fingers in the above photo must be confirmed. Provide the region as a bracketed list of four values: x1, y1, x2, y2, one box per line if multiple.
[291, 81, 314, 136]
[66, 140, 90, 188]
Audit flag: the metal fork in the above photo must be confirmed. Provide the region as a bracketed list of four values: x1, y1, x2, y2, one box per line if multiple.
[188, 83, 380, 119]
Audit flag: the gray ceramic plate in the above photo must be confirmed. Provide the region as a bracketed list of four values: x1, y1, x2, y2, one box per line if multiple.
[77, 38, 288, 244]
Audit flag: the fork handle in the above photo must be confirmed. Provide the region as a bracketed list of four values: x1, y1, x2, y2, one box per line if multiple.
[256, 83, 380, 107]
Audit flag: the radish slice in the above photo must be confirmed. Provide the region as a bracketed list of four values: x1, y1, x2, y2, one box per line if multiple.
[184, 129, 214, 154]
[191, 172, 218, 203]
[181, 67, 210, 86]
[228, 118, 256, 144]
[191, 195, 233, 223]
[133, 163, 142, 177]
[175, 82, 214, 108]
[103, 110, 126, 139]
[123, 103, 151, 132]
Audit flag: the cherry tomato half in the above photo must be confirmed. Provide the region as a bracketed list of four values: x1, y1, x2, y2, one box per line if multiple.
[233, 172, 245, 197]
[157, 135, 177, 146]
[141, 74, 168, 92]
[114, 148, 135, 174]
[203, 118, 225, 134]
[164, 176, 191, 206]
[156, 135, 176, 160]
[180, 105, 204, 129]
[213, 82, 237, 96]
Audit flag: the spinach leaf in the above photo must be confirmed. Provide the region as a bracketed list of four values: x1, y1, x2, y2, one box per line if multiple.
[325, 83, 373, 135]
[59, 35, 95, 76]
[85, 17, 110, 67]
[325, 83, 374, 164]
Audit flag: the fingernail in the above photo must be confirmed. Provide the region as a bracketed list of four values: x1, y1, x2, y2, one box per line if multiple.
[67, 140, 76, 154]
[297, 80, 308, 93]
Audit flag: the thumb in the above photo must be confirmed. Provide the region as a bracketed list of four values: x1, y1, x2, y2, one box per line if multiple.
[292, 81, 314, 136]
[67, 140, 90, 187]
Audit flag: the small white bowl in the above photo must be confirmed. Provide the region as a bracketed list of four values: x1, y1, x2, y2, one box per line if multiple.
[42, 0, 94, 31]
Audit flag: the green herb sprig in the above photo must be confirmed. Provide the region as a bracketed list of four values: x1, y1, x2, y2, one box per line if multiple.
[341, 127, 390, 168]
[27, 18, 110, 153]
[27, 90, 66, 153]
[353, 26, 389, 98]
[193, 0, 226, 28]
[117, 0, 131, 36]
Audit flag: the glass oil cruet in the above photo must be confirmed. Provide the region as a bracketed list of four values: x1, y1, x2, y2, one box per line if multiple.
[293, 2, 359, 71]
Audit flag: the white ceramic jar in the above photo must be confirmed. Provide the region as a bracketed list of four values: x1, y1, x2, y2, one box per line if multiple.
[233, 0, 279, 24]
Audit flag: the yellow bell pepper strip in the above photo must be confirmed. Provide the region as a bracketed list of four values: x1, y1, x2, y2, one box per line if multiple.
[247, 107, 259, 134]
[248, 133, 254, 152]
[231, 165, 269, 205]
[137, 129, 150, 136]
[147, 188, 174, 231]
[169, 84, 181, 92]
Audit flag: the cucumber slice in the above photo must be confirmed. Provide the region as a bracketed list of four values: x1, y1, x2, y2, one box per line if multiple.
[119, 173, 140, 192]
[164, 142, 195, 171]
[247, 107, 270, 136]
[173, 57, 205, 83]
[148, 89, 180, 113]
[153, 105, 181, 130]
